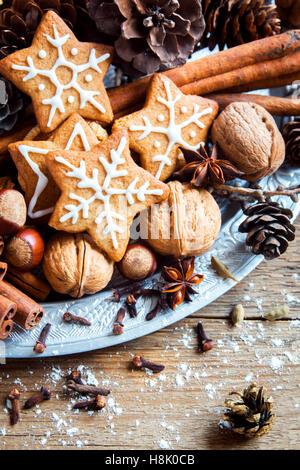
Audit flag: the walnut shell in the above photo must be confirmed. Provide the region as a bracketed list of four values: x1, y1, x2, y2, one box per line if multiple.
[42, 232, 114, 298]
[145, 181, 221, 258]
[212, 102, 285, 181]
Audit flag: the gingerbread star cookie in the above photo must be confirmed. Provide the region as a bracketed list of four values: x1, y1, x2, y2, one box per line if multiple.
[114, 75, 219, 181]
[0, 11, 114, 133]
[46, 128, 169, 261]
[8, 114, 104, 221]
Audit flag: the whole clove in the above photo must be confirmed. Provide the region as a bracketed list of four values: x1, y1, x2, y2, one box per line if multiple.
[126, 294, 138, 317]
[112, 283, 142, 302]
[7, 388, 20, 425]
[66, 370, 83, 384]
[66, 380, 111, 396]
[24, 386, 51, 409]
[73, 395, 106, 411]
[132, 355, 165, 373]
[63, 312, 91, 326]
[113, 307, 126, 335]
[34, 323, 51, 354]
[196, 322, 214, 352]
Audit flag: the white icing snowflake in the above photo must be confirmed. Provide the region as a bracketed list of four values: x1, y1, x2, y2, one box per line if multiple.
[56, 136, 163, 249]
[12, 24, 110, 127]
[130, 79, 213, 179]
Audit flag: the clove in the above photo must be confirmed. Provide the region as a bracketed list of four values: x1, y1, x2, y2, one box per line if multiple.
[126, 294, 138, 317]
[34, 323, 51, 354]
[24, 386, 51, 409]
[7, 388, 20, 425]
[196, 322, 214, 352]
[113, 307, 125, 335]
[66, 370, 83, 384]
[63, 312, 91, 326]
[112, 283, 142, 302]
[73, 395, 106, 411]
[66, 380, 111, 396]
[132, 355, 165, 373]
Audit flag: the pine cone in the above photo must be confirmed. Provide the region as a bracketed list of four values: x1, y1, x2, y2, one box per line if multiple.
[239, 201, 295, 259]
[276, 0, 300, 27]
[222, 383, 275, 438]
[87, 0, 205, 78]
[282, 118, 300, 166]
[201, 0, 281, 51]
[0, 0, 95, 59]
[0, 74, 29, 135]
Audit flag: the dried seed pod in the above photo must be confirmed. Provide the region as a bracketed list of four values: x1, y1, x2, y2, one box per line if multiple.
[263, 304, 290, 320]
[231, 304, 245, 326]
[211, 256, 238, 282]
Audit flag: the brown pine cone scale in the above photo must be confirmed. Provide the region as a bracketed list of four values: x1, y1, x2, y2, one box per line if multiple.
[282, 118, 300, 166]
[239, 201, 295, 259]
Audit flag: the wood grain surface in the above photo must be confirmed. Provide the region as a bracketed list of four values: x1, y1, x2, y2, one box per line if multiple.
[0, 219, 299, 451]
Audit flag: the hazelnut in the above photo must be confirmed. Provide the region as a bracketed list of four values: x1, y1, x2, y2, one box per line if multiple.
[0, 189, 27, 235]
[42, 232, 114, 298]
[117, 243, 157, 281]
[211, 102, 285, 181]
[145, 181, 221, 258]
[4, 228, 45, 272]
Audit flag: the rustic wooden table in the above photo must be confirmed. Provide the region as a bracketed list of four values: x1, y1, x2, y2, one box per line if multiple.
[0, 219, 299, 451]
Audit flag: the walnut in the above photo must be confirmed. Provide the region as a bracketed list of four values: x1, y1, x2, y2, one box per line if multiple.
[145, 181, 221, 258]
[42, 232, 114, 298]
[211, 102, 285, 181]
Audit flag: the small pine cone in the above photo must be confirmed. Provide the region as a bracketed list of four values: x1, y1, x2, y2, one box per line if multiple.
[239, 201, 295, 259]
[282, 118, 300, 166]
[0, 0, 95, 59]
[87, 0, 205, 78]
[0, 75, 29, 135]
[201, 0, 281, 51]
[222, 383, 275, 438]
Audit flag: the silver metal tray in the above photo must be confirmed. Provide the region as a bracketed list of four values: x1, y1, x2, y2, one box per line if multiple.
[5, 163, 299, 358]
[3, 46, 300, 358]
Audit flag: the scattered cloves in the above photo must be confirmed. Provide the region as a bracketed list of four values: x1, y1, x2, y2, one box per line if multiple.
[34, 323, 51, 354]
[66, 380, 110, 396]
[24, 386, 51, 409]
[73, 395, 106, 411]
[63, 312, 91, 326]
[113, 307, 126, 335]
[132, 355, 165, 373]
[7, 388, 20, 425]
[112, 283, 142, 302]
[196, 322, 214, 352]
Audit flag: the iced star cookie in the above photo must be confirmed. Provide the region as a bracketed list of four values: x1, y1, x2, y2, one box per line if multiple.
[46, 128, 169, 261]
[8, 114, 103, 221]
[114, 75, 218, 181]
[0, 11, 114, 133]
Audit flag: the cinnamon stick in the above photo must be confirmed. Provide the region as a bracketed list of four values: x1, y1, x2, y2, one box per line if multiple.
[0, 261, 7, 280]
[0, 280, 44, 330]
[180, 51, 300, 97]
[0, 294, 16, 340]
[206, 93, 300, 116]
[108, 30, 300, 115]
[6, 268, 51, 302]
[222, 71, 300, 94]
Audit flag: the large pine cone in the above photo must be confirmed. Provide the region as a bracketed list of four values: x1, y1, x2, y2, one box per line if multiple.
[201, 0, 281, 51]
[239, 201, 295, 259]
[87, 0, 205, 78]
[0, 75, 28, 135]
[223, 383, 275, 438]
[276, 0, 300, 27]
[282, 118, 300, 166]
[0, 0, 95, 59]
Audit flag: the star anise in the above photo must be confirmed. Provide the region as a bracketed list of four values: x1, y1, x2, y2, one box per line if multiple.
[161, 257, 203, 310]
[173, 144, 244, 187]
